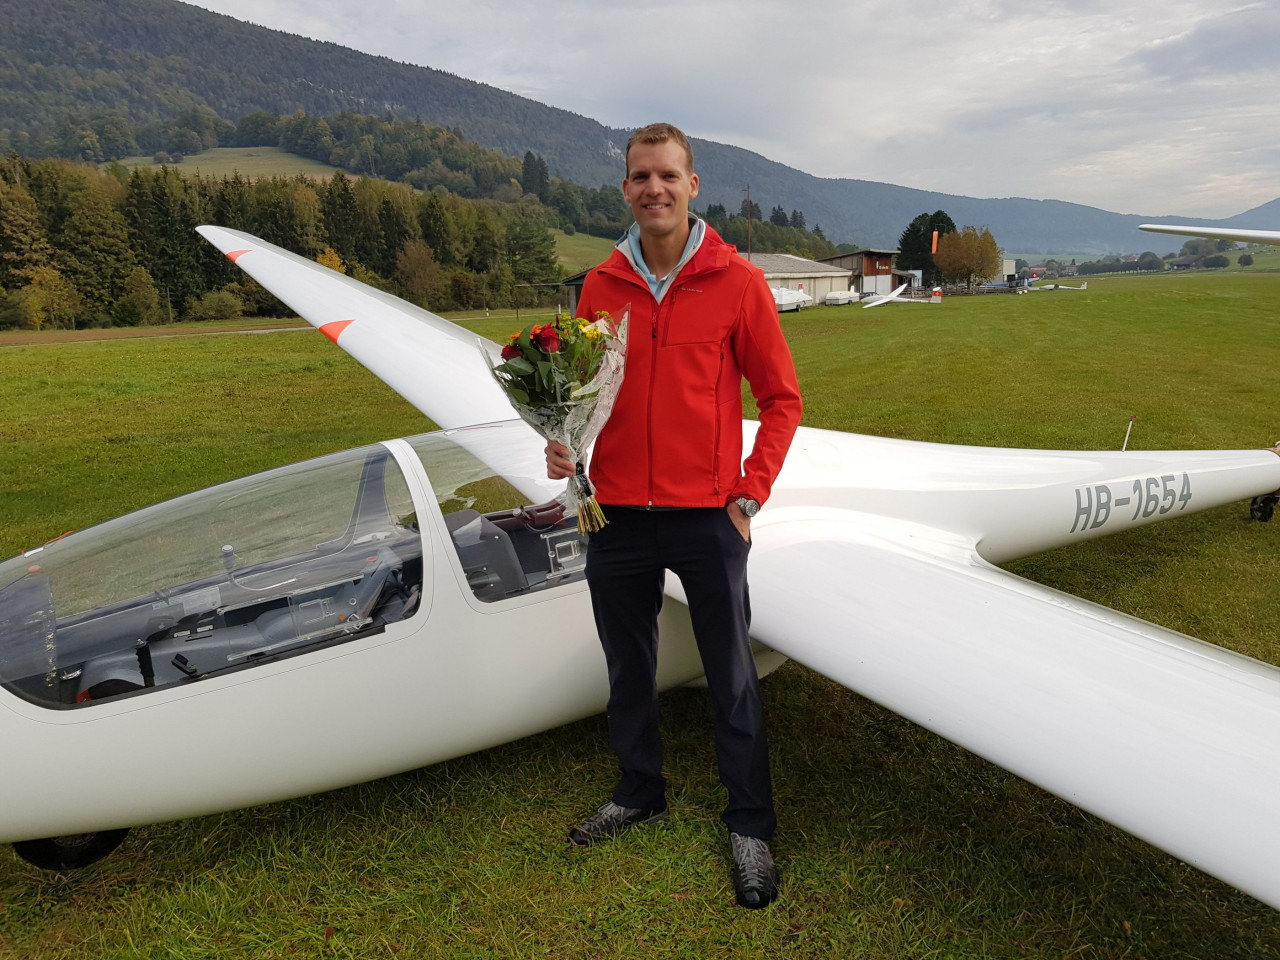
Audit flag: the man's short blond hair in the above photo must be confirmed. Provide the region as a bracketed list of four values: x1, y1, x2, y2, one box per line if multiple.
[626, 123, 694, 175]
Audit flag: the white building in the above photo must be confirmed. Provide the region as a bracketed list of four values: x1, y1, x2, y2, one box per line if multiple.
[738, 253, 853, 302]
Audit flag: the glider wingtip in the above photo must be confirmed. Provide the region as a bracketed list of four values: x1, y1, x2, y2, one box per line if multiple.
[319, 319, 355, 344]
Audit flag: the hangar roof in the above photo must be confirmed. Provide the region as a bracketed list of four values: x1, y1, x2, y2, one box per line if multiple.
[738, 253, 851, 277]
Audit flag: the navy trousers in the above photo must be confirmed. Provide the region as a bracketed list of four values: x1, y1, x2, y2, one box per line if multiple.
[585, 505, 776, 840]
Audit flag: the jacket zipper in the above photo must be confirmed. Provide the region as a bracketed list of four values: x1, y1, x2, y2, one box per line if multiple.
[713, 345, 724, 496]
[659, 287, 680, 348]
[599, 258, 719, 506]
[645, 295, 659, 506]
[646, 287, 685, 504]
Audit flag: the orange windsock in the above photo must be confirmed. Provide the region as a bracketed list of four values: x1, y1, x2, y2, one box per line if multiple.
[931, 231, 938, 254]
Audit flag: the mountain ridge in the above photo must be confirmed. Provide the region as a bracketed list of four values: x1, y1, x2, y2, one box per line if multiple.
[0, 0, 1273, 255]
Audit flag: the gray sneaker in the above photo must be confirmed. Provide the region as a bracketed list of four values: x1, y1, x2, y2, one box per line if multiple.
[567, 800, 668, 846]
[730, 832, 779, 909]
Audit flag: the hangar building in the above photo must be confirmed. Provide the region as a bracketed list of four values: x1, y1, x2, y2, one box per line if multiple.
[816, 250, 907, 296]
[739, 253, 852, 302]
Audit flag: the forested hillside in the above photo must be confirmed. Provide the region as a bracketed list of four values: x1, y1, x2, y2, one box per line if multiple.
[2, 0, 1273, 253]
[0, 155, 568, 328]
[0, 0, 628, 186]
[0, 140, 839, 331]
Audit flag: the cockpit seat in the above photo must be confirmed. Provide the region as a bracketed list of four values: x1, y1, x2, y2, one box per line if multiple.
[256, 607, 295, 645]
[444, 509, 528, 601]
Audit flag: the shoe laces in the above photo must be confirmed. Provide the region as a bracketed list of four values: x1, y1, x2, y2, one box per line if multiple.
[585, 800, 636, 829]
[730, 833, 775, 881]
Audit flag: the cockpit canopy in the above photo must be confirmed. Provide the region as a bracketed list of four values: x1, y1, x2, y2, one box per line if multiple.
[0, 443, 423, 708]
[0, 422, 589, 709]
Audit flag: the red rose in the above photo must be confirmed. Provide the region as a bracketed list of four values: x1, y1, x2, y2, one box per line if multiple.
[532, 326, 560, 353]
[501, 342, 523, 361]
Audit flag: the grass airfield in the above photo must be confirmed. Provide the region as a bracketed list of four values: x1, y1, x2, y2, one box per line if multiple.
[1, 270, 1279, 958]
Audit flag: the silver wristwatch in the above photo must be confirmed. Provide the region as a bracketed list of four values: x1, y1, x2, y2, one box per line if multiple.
[734, 497, 760, 518]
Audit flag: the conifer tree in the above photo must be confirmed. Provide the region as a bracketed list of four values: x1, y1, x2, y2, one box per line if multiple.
[0, 179, 53, 289]
[57, 187, 137, 318]
[418, 192, 456, 266]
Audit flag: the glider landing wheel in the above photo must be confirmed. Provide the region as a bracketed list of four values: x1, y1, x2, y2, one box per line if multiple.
[13, 829, 130, 870]
[1250, 494, 1278, 522]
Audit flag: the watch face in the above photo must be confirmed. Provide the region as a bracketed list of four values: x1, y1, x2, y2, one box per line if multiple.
[736, 497, 759, 517]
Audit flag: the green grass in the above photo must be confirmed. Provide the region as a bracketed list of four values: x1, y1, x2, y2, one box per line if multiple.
[107, 147, 342, 180]
[551, 228, 616, 274]
[1222, 243, 1280, 272]
[2, 270, 1280, 957]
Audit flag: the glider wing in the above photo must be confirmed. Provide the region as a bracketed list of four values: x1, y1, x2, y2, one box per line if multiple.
[1139, 223, 1280, 247]
[197, 225, 513, 430]
[706, 507, 1280, 910]
[861, 282, 909, 308]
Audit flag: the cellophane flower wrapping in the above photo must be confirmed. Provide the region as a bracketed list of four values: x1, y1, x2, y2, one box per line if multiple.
[481, 306, 628, 532]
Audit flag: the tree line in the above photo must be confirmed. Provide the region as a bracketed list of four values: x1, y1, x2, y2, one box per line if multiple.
[0, 156, 565, 329]
[1068, 238, 1248, 276]
[1, 146, 848, 332]
[19, 102, 850, 259]
[700, 203, 842, 261]
[20, 105, 640, 242]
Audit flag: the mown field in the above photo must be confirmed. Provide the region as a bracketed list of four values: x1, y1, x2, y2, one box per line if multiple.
[550, 228, 616, 275]
[108, 146, 342, 180]
[1, 270, 1278, 958]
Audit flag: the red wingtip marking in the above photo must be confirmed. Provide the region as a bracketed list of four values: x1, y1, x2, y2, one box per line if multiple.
[226, 249, 251, 262]
[319, 319, 355, 344]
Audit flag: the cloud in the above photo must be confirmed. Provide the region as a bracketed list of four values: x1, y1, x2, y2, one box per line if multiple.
[188, 0, 1280, 218]
[1133, 5, 1280, 77]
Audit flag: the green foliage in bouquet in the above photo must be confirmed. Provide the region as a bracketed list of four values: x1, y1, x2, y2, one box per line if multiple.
[491, 313, 611, 410]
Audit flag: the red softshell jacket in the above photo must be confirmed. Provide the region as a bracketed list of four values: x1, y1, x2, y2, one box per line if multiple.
[577, 226, 802, 508]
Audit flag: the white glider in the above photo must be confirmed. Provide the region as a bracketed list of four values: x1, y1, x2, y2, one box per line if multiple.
[1025, 281, 1087, 291]
[2, 226, 1280, 914]
[861, 283, 942, 308]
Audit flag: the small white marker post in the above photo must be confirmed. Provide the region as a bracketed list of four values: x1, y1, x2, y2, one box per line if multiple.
[1122, 415, 1137, 451]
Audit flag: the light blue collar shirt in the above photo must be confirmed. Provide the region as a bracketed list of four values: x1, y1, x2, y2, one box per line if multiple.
[619, 216, 707, 304]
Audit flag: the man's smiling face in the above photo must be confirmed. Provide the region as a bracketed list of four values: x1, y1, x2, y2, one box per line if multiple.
[623, 140, 700, 241]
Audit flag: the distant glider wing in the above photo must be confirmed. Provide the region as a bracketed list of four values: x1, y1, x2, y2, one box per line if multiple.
[694, 507, 1280, 910]
[861, 283, 909, 308]
[1139, 223, 1280, 247]
[196, 225, 512, 430]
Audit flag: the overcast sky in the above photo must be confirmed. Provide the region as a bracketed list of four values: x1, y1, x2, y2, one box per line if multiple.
[189, 0, 1279, 219]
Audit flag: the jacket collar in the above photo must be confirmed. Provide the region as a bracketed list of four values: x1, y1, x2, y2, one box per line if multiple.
[599, 220, 734, 293]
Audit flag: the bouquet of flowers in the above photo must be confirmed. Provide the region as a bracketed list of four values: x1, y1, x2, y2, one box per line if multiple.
[481, 306, 628, 532]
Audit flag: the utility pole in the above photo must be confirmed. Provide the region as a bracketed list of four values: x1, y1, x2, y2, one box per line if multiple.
[743, 184, 752, 261]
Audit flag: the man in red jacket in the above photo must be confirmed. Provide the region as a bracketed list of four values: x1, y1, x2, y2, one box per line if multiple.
[547, 122, 802, 909]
